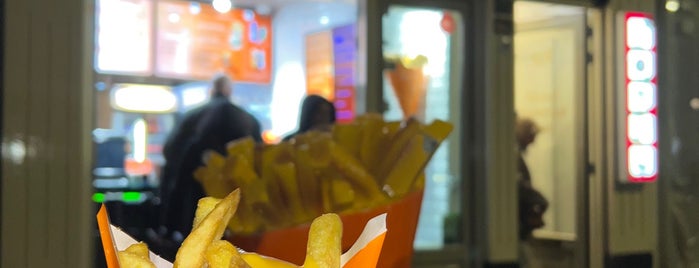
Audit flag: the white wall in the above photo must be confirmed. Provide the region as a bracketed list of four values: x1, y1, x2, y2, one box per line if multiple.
[514, 23, 580, 235]
[270, 2, 357, 136]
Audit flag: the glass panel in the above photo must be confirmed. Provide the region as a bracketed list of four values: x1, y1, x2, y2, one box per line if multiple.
[513, 1, 584, 236]
[381, 5, 464, 250]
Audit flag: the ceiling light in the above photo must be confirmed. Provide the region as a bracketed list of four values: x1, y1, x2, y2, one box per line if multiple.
[666, 0, 680, 12]
[213, 0, 232, 13]
[111, 84, 177, 113]
[168, 13, 180, 23]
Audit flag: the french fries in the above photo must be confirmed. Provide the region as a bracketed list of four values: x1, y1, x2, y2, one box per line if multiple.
[118, 243, 155, 268]
[114, 189, 349, 268]
[303, 214, 342, 268]
[206, 240, 251, 268]
[194, 115, 453, 234]
[174, 189, 241, 268]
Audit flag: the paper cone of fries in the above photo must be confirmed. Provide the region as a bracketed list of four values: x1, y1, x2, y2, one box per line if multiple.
[230, 190, 422, 268]
[385, 55, 429, 120]
[187, 116, 452, 268]
[98, 190, 389, 268]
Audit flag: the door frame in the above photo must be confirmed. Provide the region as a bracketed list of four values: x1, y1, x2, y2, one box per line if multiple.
[366, 0, 476, 266]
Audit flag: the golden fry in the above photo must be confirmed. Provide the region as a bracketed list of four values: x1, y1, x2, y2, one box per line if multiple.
[241, 253, 299, 268]
[382, 134, 428, 197]
[205, 240, 251, 268]
[193, 197, 221, 229]
[273, 162, 309, 224]
[332, 123, 362, 158]
[118, 251, 155, 268]
[330, 178, 355, 211]
[203, 150, 227, 171]
[303, 213, 342, 268]
[226, 137, 256, 167]
[194, 167, 235, 199]
[174, 189, 241, 268]
[357, 114, 384, 173]
[294, 141, 323, 217]
[123, 242, 150, 259]
[329, 143, 384, 200]
[376, 119, 421, 183]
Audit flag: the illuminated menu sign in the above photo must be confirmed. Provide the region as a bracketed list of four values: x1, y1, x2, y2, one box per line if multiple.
[156, 2, 272, 83]
[156, 1, 230, 79]
[95, 0, 153, 75]
[305, 31, 335, 100]
[332, 25, 357, 123]
[226, 10, 272, 84]
[619, 12, 657, 183]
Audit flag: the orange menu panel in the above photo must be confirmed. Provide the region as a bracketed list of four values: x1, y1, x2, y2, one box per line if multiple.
[156, 2, 272, 83]
[225, 9, 272, 84]
[305, 31, 335, 101]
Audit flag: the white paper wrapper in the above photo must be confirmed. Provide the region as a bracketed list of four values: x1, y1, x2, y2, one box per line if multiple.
[111, 225, 173, 268]
[340, 213, 387, 267]
[110, 213, 387, 268]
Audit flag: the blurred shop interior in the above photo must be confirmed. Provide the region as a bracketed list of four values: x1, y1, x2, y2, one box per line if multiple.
[92, 0, 464, 257]
[92, 0, 360, 252]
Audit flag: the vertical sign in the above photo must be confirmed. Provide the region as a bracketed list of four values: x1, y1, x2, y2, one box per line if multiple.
[332, 25, 357, 123]
[619, 12, 658, 183]
[305, 30, 335, 100]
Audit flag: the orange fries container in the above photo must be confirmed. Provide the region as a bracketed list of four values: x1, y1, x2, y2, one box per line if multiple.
[230, 190, 423, 268]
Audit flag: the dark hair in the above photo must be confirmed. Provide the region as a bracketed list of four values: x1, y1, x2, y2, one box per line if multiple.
[211, 75, 231, 98]
[298, 95, 336, 133]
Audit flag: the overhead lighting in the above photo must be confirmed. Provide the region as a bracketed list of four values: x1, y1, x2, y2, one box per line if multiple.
[690, 98, 699, 110]
[212, 0, 232, 13]
[168, 13, 180, 23]
[111, 84, 177, 113]
[319, 16, 329, 25]
[665, 0, 680, 12]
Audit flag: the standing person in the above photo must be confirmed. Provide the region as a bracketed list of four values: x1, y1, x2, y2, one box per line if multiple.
[154, 74, 262, 261]
[515, 117, 548, 239]
[162, 74, 236, 162]
[283, 95, 336, 141]
[515, 117, 547, 268]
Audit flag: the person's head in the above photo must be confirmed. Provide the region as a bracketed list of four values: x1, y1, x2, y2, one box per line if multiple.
[298, 95, 336, 133]
[516, 117, 540, 150]
[210, 74, 233, 98]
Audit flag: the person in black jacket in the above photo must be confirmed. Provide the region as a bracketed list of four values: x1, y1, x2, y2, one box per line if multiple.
[153, 75, 262, 261]
[283, 95, 336, 141]
[515, 117, 548, 240]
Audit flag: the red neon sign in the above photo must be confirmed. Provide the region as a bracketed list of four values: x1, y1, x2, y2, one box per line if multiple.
[622, 12, 657, 183]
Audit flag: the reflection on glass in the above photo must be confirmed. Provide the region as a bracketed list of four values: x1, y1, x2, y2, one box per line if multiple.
[382, 5, 462, 250]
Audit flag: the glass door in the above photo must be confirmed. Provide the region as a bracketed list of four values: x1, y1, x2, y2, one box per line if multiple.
[513, 1, 589, 267]
[379, 2, 469, 266]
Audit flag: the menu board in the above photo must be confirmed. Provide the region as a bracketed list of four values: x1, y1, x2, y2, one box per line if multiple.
[156, 1, 229, 79]
[95, 0, 153, 75]
[305, 30, 335, 101]
[156, 2, 272, 83]
[226, 10, 272, 84]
